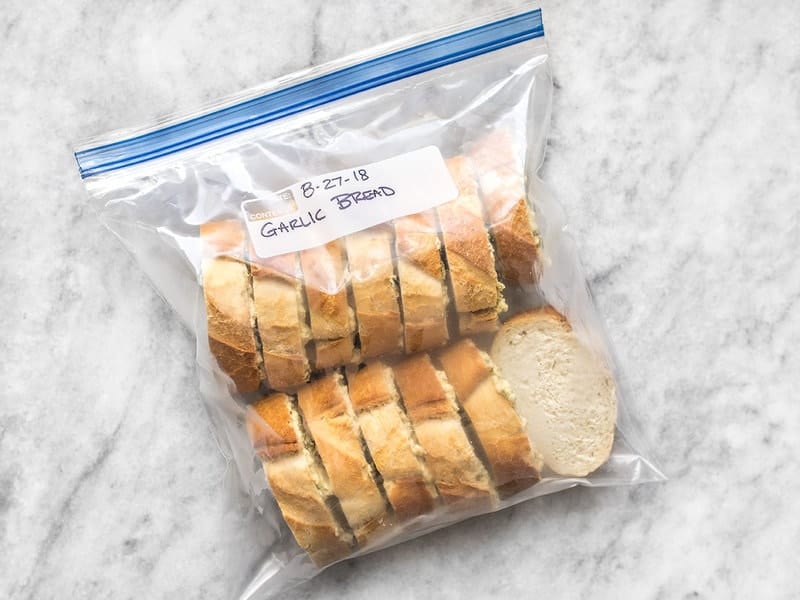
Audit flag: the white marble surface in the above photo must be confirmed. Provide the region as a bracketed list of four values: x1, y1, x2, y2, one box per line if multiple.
[2, 0, 799, 598]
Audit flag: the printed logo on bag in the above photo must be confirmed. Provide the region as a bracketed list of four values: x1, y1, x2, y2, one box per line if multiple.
[242, 190, 297, 221]
[241, 146, 457, 258]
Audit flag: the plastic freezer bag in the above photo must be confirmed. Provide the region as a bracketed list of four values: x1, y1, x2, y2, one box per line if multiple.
[74, 6, 663, 597]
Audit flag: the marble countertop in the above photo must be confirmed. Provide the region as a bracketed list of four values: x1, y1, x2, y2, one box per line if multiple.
[2, 0, 799, 598]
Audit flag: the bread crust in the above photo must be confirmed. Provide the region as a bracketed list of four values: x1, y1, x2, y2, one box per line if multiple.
[469, 129, 540, 284]
[438, 339, 541, 498]
[299, 242, 357, 369]
[437, 156, 505, 334]
[247, 393, 353, 566]
[248, 393, 299, 459]
[393, 210, 449, 352]
[347, 362, 438, 520]
[201, 221, 261, 393]
[489, 307, 617, 477]
[345, 227, 403, 359]
[250, 250, 311, 390]
[393, 354, 496, 507]
[297, 372, 389, 543]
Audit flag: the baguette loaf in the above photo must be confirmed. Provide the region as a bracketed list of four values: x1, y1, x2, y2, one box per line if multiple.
[299, 242, 357, 369]
[297, 372, 389, 543]
[345, 227, 403, 359]
[470, 130, 540, 284]
[249, 251, 311, 390]
[347, 361, 438, 520]
[438, 339, 542, 498]
[393, 354, 496, 508]
[393, 210, 449, 353]
[437, 156, 506, 334]
[490, 307, 617, 477]
[247, 393, 353, 566]
[200, 221, 262, 393]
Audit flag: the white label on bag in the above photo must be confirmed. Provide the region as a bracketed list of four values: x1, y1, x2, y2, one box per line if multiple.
[241, 146, 458, 258]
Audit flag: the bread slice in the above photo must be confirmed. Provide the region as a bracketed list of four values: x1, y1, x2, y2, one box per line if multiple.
[437, 339, 542, 498]
[247, 392, 354, 566]
[469, 129, 540, 284]
[296, 372, 389, 543]
[490, 307, 617, 477]
[346, 361, 438, 520]
[345, 227, 403, 359]
[249, 251, 311, 390]
[437, 156, 507, 335]
[392, 354, 497, 508]
[200, 221, 262, 393]
[393, 210, 449, 353]
[299, 242, 357, 369]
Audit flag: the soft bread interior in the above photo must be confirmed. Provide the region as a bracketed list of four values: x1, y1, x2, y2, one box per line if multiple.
[490, 308, 616, 477]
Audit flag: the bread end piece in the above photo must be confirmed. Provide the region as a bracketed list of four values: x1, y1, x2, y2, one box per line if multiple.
[490, 307, 617, 477]
[201, 221, 262, 393]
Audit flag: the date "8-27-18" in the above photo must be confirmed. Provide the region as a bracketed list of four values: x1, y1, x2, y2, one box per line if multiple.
[301, 168, 369, 198]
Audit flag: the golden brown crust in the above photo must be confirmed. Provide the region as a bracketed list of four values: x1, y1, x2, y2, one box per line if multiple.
[300, 242, 356, 369]
[200, 220, 246, 254]
[247, 393, 298, 459]
[348, 362, 438, 520]
[457, 308, 501, 334]
[393, 354, 496, 507]
[246, 393, 353, 566]
[469, 129, 540, 284]
[347, 362, 397, 413]
[393, 211, 449, 352]
[437, 339, 491, 397]
[250, 251, 310, 391]
[489, 197, 540, 284]
[345, 227, 403, 359]
[438, 339, 541, 498]
[392, 354, 456, 422]
[437, 157, 505, 333]
[201, 220, 261, 393]
[409, 418, 495, 507]
[503, 305, 569, 328]
[296, 372, 389, 543]
[382, 479, 436, 521]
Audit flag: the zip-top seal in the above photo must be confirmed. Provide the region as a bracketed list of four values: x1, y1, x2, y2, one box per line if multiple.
[74, 8, 544, 179]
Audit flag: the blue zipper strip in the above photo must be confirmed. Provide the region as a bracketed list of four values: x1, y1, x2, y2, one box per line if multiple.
[75, 9, 544, 179]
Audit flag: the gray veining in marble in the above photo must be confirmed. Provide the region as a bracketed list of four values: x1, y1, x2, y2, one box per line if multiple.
[2, 0, 799, 598]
